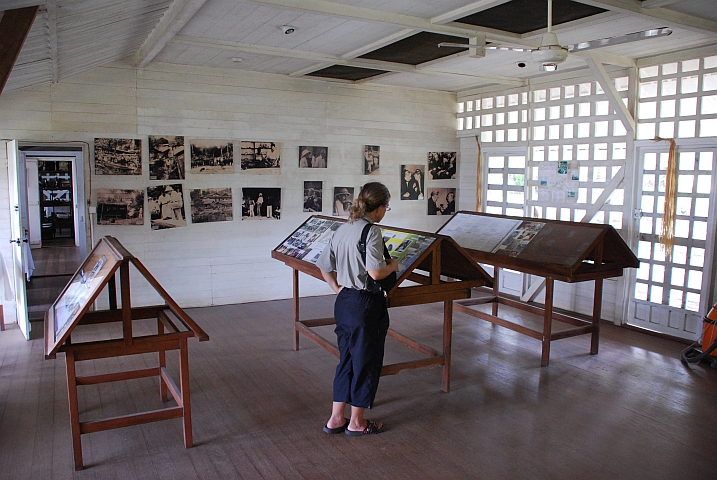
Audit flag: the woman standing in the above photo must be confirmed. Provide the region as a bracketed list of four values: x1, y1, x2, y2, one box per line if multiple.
[317, 182, 397, 436]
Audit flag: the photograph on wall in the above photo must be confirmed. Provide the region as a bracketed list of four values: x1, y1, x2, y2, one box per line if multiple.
[427, 187, 456, 215]
[364, 145, 380, 175]
[94, 138, 142, 175]
[149, 135, 185, 180]
[303, 181, 323, 212]
[96, 189, 144, 225]
[190, 139, 233, 174]
[428, 152, 457, 180]
[190, 188, 233, 223]
[147, 184, 186, 230]
[333, 187, 354, 217]
[240, 141, 280, 172]
[400, 164, 425, 200]
[242, 187, 281, 220]
[299, 146, 327, 168]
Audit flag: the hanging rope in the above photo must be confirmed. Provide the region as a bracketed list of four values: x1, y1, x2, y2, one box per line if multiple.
[654, 137, 677, 259]
[475, 135, 482, 212]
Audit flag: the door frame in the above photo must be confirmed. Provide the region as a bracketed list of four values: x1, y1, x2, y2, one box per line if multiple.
[625, 138, 717, 339]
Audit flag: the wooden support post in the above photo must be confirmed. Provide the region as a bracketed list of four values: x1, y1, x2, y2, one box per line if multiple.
[108, 273, 117, 310]
[541, 278, 555, 367]
[65, 351, 84, 470]
[0, 305, 5, 331]
[0, 6, 39, 94]
[492, 266, 500, 317]
[158, 318, 168, 402]
[442, 300, 453, 393]
[120, 263, 132, 345]
[293, 268, 300, 350]
[179, 336, 193, 447]
[591, 279, 603, 355]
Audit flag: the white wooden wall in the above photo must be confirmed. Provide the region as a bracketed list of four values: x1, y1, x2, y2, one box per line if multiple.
[0, 60, 459, 309]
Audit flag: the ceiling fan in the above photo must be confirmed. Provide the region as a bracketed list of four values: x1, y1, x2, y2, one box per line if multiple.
[439, 0, 672, 72]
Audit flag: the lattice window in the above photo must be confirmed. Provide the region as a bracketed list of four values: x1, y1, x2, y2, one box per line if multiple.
[525, 76, 630, 229]
[637, 55, 717, 140]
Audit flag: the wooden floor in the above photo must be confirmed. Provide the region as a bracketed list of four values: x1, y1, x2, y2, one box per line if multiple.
[1, 294, 716, 479]
[26, 245, 83, 325]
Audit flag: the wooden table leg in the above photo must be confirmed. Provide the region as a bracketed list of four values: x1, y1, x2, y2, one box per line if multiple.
[591, 278, 603, 355]
[179, 336, 193, 448]
[65, 351, 84, 470]
[158, 319, 168, 402]
[442, 300, 453, 393]
[492, 266, 500, 317]
[541, 278, 554, 367]
[0, 305, 5, 331]
[293, 269, 300, 351]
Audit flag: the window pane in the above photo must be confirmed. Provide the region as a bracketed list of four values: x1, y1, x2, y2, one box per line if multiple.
[650, 285, 663, 304]
[673, 245, 687, 264]
[662, 78, 677, 96]
[693, 221, 707, 240]
[660, 99, 675, 117]
[671, 267, 685, 286]
[507, 174, 524, 186]
[506, 191, 524, 204]
[680, 97, 697, 116]
[681, 76, 699, 94]
[508, 156, 525, 168]
[687, 270, 703, 289]
[686, 292, 700, 312]
[487, 173, 504, 184]
[487, 190, 503, 202]
[690, 247, 705, 267]
[635, 282, 648, 301]
[669, 289, 684, 308]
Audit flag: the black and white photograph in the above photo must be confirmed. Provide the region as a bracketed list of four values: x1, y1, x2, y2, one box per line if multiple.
[428, 151, 457, 179]
[303, 181, 323, 212]
[147, 184, 187, 230]
[333, 187, 354, 217]
[242, 188, 281, 220]
[96, 189, 144, 225]
[427, 187, 456, 215]
[94, 138, 142, 175]
[240, 141, 280, 172]
[190, 188, 233, 223]
[299, 146, 327, 168]
[149, 135, 185, 180]
[190, 139, 233, 174]
[364, 145, 380, 175]
[400, 164, 425, 200]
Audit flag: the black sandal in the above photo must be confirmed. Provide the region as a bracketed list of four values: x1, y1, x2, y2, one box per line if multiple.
[345, 420, 384, 436]
[323, 418, 349, 434]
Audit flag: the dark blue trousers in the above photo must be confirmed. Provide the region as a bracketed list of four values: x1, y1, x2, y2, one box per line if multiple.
[332, 288, 389, 409]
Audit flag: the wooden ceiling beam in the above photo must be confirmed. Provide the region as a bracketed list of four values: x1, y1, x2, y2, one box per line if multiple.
[244, 0, 536, 47]
[431, 0, 512, 25]
[135, 0, 209, 68]
[574, 0, 717, 35]
[0, 5, 39, 95]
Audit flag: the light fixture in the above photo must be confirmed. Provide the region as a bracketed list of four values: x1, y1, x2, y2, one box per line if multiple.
[539, 63, 559, 72]
[231, 57, 243, 63]
[280, 25, 295, 35]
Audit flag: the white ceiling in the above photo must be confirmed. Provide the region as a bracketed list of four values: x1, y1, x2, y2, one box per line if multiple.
[3, 0, 717, 95]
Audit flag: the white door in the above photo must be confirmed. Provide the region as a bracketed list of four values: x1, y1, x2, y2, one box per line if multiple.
[627, 143, 717, 340]
[6, 141, 30, 339]
[484, 149, 527, 297]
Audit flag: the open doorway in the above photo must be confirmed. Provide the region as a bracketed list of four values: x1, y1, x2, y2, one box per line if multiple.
[20, 147, 87, 336]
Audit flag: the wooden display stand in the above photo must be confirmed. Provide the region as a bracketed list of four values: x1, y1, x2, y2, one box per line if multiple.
[438, 211, 639, 367]
[272, 215, 492, 392]
[44, 236, 209, 470]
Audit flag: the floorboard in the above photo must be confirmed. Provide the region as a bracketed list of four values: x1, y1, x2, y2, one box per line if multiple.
[0, 294, 716, 479]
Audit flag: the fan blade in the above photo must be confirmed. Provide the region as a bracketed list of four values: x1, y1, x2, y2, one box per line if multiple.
[439, 42, 533, 53]
[486, 45, 534, 53]
[438, 42, 471, 49]
[567, 27, 672, 53]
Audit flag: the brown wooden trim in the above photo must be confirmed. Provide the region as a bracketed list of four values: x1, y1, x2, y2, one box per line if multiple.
[387, 328, 441, 357]
[380, 357, 444, 376]
[295, 323, 340, 358]
[78, 306, 169, 325]
[0, 6, 38, 94]
[454, 303, 544, 340]
[299, 317, 336, 327]
[160, 366, 182, 404]
[80, 407, 184, 435]
[76, 367, 160, 385]
[60, 333, 188, 361]
[130, 258, 209, 341]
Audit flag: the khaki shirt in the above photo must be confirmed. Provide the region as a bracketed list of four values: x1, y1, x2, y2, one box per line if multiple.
[316, 217, 386, 290]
